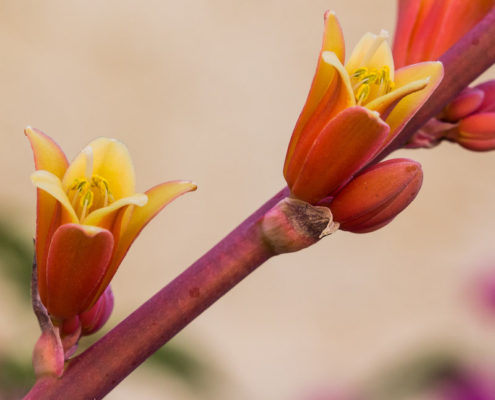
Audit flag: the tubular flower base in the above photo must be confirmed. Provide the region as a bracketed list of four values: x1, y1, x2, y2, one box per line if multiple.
[393, 0, 495, 67]
[26, 127, 196, 326]
[283, 11, 442, 204]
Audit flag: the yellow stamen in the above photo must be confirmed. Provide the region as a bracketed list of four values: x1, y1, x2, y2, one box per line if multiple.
[352, 67, 368, 79]
[79, 191, 94, 221]
[91, 175, 113, 207]
[356, 84, 370, 105]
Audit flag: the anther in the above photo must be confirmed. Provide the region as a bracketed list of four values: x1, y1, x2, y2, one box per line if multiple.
[356, 84, 370, 105]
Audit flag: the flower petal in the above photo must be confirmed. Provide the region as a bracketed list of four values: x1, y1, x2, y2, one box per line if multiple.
[31, 171, 79, 223]
[82, 193, 148, 228]
[87, 181, 197, 306]
[366, 77, 430, 116]
[283, 13, 346, 175]
[382, 61, 443, 147]
[25, 127, 70, 303]
[45, 224, 114, 319]
[284, 51, 355, 184]
[25, 127, 69, 178]
[427, 0, 494, 61]
[346, 31, 394, 79]
[392, 0, 423, 68]
[290, 106, 389, 204]
[62, 138, 136, 200]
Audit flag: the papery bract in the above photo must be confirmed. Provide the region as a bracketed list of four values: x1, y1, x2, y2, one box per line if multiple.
[329, 158, 423, 233]
[283, 12, 442, 204]
[26, 128, 196, 321]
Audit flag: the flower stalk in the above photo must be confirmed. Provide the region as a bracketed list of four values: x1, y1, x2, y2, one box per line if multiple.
[25, 7, 495, 399]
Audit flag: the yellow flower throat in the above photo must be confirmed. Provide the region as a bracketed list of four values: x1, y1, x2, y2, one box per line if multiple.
[351, 66, 395, 105]
[66, 146, 114, 220]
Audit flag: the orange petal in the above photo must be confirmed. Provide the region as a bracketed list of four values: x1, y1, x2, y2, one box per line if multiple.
[88, 181, 197, 305]
[382, 61, 443, 147]
[25, 127, 70, 305]
[284, 52, 355, 185]
[393, 0, 423, 68]
[290, 106, 389, 204]
[405, 0, 443, 64]
[45, 224, 114, 319]
[428, 0, 495, 60]
[283, 12, 346, 175]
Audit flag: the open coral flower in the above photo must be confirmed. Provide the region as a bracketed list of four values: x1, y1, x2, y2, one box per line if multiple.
[26, 127, 196, 321]
[283, 11, 443, 204]
[393, 0, 495, 67]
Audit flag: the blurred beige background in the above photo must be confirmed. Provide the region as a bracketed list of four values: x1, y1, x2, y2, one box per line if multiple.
[0, 1, 494, 399]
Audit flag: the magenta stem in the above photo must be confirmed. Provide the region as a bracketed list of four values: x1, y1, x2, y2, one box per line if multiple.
[25, 7, 495, 399]
[24, 188, 288, 399]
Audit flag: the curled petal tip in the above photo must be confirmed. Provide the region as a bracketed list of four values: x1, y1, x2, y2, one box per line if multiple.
[324, 10, 336, 19]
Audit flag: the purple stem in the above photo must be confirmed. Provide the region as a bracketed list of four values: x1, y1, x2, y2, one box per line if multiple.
[25, 7, 495, 400]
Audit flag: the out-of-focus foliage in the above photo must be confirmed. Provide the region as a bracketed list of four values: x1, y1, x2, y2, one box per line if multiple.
[365, 347, 469, 399]
[147, 342, 214, 390]
[0, 355, 35, 400]
[0, 218, 32, 299]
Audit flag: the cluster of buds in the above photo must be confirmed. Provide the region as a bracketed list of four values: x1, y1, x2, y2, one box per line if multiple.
[26, 128, 195, 376]
[281, 12, 442, 234]
[393, 0, 495, 152]
[408, 81, 495, 151]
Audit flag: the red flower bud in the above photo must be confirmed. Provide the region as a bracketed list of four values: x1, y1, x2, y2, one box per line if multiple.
[330, 158, 423, 233]
[442, 87, 485, 122]
[455, 112, 495, 151]
[475, 80, 495, 113]
[80, 286, 114, 335]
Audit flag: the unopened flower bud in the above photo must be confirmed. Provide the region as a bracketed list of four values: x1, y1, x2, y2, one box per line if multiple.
[261, 197, 339, 254]
[32, 329, 64, 378]
[330, 158, 423, 233]
[475, 80, 495, 113]
[442, 87, 485, 122]
[453, 112, 495, 151]
[80, 286, 114, 335]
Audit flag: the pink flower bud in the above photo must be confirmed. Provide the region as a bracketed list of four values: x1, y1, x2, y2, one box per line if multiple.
[442, 87, 485, 122]
[330, 159, 423, 233]
[455, 112, 495, 151]
[475, 80, 495, 113]
[80, 286, 114, 335]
